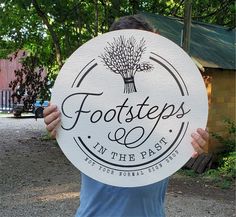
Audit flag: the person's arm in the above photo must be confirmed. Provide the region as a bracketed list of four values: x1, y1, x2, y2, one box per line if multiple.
[44, 103, 209, 157]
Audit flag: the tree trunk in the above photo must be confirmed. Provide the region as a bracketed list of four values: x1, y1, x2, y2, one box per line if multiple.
[130, 0, 139, 14]
[94, 0, 99, 36]
[32, 0, 63, 68]
[182, 0, 192, 54]
[108, 0, 121, 28]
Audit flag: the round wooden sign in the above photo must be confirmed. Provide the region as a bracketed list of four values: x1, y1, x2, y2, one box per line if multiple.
[51, 29, 208, 187]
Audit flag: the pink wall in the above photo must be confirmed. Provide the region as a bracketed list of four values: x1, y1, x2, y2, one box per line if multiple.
[0, 50, 25, 90]
[0, 50, 47, 91]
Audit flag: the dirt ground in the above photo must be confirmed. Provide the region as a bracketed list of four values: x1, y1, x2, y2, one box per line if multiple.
[0, 116, 235, 217]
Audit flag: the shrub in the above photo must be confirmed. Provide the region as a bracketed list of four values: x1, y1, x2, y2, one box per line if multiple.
[218, 152, 236, 179]
[210, 119, 236, 181]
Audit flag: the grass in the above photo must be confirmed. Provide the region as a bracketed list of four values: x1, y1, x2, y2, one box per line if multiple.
[178, 168, 235, 189]
[203, 169, 235, 189]
[40, 133, 59, 146]
[0, 111, 13, 117]
[177, 169, 199, 178]
[41, 133, 54, 141]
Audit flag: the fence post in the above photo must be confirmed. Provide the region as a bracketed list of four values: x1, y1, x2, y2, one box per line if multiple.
[0, 89, 13, 112]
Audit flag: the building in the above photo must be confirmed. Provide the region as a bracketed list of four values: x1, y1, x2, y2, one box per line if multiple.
[142, 13, 235, 153]
[0, 51, 26, 111]
[0, 50, 46, 111]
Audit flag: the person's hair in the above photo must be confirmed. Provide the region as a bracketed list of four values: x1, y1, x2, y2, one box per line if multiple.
[109, 15, 154, 32]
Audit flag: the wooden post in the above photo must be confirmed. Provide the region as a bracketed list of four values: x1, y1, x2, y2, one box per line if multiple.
[183, 0, 192, 53]
[94, 0, 99, 36]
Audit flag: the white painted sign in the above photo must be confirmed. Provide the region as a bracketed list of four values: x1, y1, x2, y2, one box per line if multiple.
[51, 29, 208, 187]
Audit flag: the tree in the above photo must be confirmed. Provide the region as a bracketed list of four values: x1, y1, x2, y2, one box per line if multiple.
[9, 54, 50, 109]
[31, 0, 63, 68]
[0, 0, 234, 100]
[0, 0, 102, 102]
[1, 1, 234, 62]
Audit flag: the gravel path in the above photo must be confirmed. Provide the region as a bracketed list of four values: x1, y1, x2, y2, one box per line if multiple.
[0, 116, 235, 217]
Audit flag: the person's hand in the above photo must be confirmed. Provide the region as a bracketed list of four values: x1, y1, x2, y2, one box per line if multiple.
[191, 128, 209, 158]
[43, 103, 61, 138]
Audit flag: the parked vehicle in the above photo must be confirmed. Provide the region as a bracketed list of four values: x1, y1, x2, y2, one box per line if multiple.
[34, 100, 49, 118]
[12, 103, 25, 117]
[13, 100, 49, 118]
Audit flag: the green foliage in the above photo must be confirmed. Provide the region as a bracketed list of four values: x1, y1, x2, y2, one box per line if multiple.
[191, 0, 235, 28]
[41, 132, 55, 141]
[9, 54, 52, 107]
[178, 169, 198, 178]
[0, 0, 235, 94]
[182, 119, 235, 189]
[211, 119, 236, 156]
[179, 167, 234, 189]
[203, 169, 233, 189]
[218, 152, 236, 179]
[208, 119, 236, 187]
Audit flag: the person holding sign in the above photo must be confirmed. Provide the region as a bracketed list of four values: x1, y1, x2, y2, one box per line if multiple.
[44, 15, 209, 217]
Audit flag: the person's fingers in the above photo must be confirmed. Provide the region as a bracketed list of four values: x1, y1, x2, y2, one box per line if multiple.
[50, 128, 57, 139]
[43, 104, 57, 117]
[197, 128, 209, 141]
[46, 117, 61, 133]
[191, 151, 199, 158]
[190, 128, 209, 158]
[191, 132, 206, 148]
[191, 139, 204, 156]
[44, 110, 61, 125]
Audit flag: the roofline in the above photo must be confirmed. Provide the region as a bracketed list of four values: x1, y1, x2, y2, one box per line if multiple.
[141, 12, 235, 31]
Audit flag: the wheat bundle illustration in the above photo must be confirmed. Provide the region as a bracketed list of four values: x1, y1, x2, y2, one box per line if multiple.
[100, 36, 153, 94]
